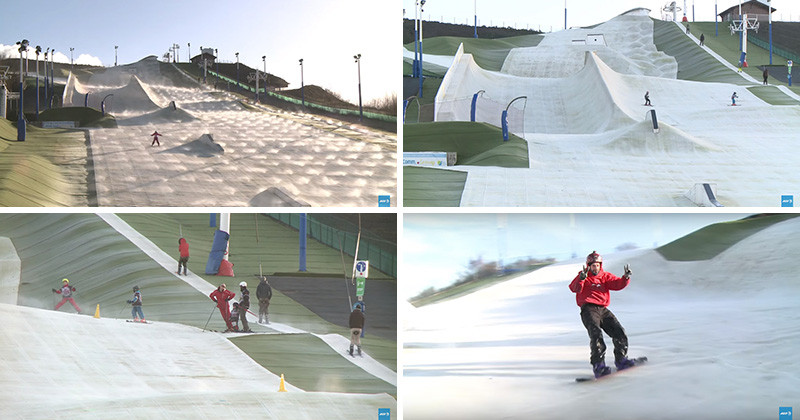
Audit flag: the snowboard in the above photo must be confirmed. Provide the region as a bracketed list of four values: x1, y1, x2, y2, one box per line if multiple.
[575, 357, 648, 382]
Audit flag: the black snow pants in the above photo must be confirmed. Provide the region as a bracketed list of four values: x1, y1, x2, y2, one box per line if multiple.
[580, 303, 628, 365]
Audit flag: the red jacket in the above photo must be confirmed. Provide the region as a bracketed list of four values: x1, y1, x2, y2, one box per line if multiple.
[179, 238, 189, 258]
[568, 268, 629, 307]
[209, 288, 235, 308]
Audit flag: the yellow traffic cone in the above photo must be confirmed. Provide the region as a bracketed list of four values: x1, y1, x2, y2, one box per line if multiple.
[94, 304, 100, 319]
[278, 374, 287, 392]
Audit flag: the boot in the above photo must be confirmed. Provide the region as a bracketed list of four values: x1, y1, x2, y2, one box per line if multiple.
[615, 357, 636, 371]
[357, 346, 362, 356]
[593, 362, 611, 378]
[348, 345, 354, 356]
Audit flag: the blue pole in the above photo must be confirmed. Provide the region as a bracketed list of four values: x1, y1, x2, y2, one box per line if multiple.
[769, 18, 773, 65]
[715, 3, 718, 37]
[418, 21, 424, 98]
[299, 214, 307, 272]
[209, 213, 216, 227]
[413, 12, 419, 77]
[501, 110, 509, 141]
[17, 43, 26, 141]
[470, 92, 479, 122]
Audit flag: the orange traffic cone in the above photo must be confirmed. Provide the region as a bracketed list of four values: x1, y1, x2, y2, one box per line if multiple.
[94, 304, 100, 319]
[278, 374, 287, 392]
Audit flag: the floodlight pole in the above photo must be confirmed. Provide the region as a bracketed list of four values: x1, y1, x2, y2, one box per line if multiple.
[235, 52, 240, 94]
[17, 40, 28, 141]
[768, 0, 773, 65]
[354, 53, 363, 121]
[299, 58, 305, 107]
[715, 0, 718, 37]
[70, 47, 74, 73]
[418, 0, 425, 98]
[565, 0, 567, 30]
[115, 45, 118, 66]
[35, 46, 41, 121]
[49, 49, 54, 109]
[262, 55, 267, 101]
[255, 60, 259, 102]
[413, 2, 419, 78]
[187, 42, 191, 61]
[44, 49, 49, 106]
[474, 0, 478, 38]
[215, 49, 220, 86]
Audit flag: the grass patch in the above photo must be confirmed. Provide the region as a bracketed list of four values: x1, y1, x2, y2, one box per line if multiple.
[657, 214, 800, 261]
[745, 85, 800, 105]
[0, 119, 91, 206]
[230, 334, 395, 397]
[404, 34, 543, 71]
[405, 121, 529, 168]
[403, 166, 467, 207]
[410, 264, 550, 307]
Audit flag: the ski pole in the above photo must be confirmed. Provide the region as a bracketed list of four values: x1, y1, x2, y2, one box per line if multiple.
[117, 302, 128, 318]
[202, 305, 216, 332]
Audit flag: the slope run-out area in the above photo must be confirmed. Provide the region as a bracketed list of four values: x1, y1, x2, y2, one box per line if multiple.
[403, 217, 800, 419]
[0, 214, 396, 418]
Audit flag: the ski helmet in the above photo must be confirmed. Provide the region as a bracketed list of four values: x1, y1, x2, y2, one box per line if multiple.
[586, 251, 602, 266]
[133, 285, 139, 291]
[62, 278, 69, 283]
[239, 281, 247, 288]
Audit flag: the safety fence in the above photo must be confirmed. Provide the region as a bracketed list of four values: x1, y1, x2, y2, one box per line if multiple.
[266, 214, 396, 278]
[207, 69, 395, 123]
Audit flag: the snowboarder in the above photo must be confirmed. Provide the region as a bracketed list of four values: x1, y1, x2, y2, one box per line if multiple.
[348, 303, 365, 356]
[699, 33, 705, 46]
[209, 283, 236, 332]
[731, 91, 739, 106]
[256, 276, 272, 324]
[177, 238, 189, 275]
[644, 91, 651, 106]
[568, 251, 637, 378]
[53, 278, 82, 313]
[150, 130, 162, 147]
[763, 68, 769, 85]
[127, 285, 145, 322]
[238, 281, 252, 332]
[229, 302, 241, 332]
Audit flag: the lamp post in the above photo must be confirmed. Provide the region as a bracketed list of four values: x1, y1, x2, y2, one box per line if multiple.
[262, 55, 266, 102]
[115, 45, 118, 66]
[215, 49, 219, 86]
[354, 53, 363, 121]
[187, 42, 191, 60]
[16, 39, 28, 141]
[299, 58, 304, 107]
[70, 47, 74, 73]
[235, 52, 240, 93]
[49, 48, 55, 110]
[418, 0, 426, 98]
[201, 46, 207, 84]
[44, 49, 49, 106]
[768, 0, 773, 65]
[35, 46, 41, 121]
[474, 0, 478, 38]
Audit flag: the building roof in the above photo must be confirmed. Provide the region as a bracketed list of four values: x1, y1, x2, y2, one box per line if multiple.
[719, 0, 776, 17]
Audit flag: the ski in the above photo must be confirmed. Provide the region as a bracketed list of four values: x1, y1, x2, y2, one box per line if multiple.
[126, 320, 152, 324]
[575, 357, 648, 382]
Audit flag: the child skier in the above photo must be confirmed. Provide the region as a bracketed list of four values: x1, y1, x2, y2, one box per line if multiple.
[731, 92, 738, 106]
[348, 303, 365, 356]
[53, 278, 82, 313]
[177, 238, 189, 275]
[127, 285, 145, 322]
[644, 91, 651, 106]
[229, 302, 240, 332]
[569, 251, 639, 378]
[150, 130, 162, 147]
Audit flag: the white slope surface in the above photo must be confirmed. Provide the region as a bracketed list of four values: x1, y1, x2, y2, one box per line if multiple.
[403, 219, 800, 419]
[430, 12, 800, 206]
[97, 213, 396, 386]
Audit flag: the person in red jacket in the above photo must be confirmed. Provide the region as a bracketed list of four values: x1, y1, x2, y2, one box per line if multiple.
[52, 278, 82, 313]
[150, 131, 162, 147]
[177, 238, 189, 276]
[209, 283, 236, 331]
[569, 251, 636, 378]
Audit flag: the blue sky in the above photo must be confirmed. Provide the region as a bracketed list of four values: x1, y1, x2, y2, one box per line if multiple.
[402, 213, 748, 299]
[403, 0, 800, 33]
[1, 0, 396, 103]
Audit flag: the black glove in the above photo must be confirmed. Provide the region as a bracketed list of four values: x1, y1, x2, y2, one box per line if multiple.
[52, 288, 57, 293]
[579, 265, 588, 280]
[126, 300, 133, 304]
[623, 264, 632, 278]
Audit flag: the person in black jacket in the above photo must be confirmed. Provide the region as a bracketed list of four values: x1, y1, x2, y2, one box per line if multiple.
[348, 303, 365, 356]
[256, 276, 273, 324]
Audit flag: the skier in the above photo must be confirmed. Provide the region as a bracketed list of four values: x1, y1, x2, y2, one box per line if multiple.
[229, 302, 241, 332]
[256, 276, 272, 324]
[127, 285, 145, 322]
[238, 281, 252, 332]
[644, 91, 651, 106]
[150, 130, 162, 147]
[348, 303, 365, 356]
[177, 238, 189, 275]
[53, 278, 82, 313]
[731, 92, 738, 106]
[209, 283, 236, 332]
[763, 68, 769, 85]
[699, 33, 705, 47]
[568, 251, 638, 378]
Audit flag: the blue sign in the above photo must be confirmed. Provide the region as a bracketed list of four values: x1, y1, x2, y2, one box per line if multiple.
[378, 408, 391, 419]
[779, 407, 792, 420]
[781, 195, 794, 207]
[356, 261, 367, 273]
[378, 195, 391, 207]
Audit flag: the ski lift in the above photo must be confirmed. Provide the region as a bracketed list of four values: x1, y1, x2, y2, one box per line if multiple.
[729, 17, 759, 35]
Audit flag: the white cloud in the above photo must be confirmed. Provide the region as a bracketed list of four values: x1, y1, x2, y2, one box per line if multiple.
[0, 44, 103, 66]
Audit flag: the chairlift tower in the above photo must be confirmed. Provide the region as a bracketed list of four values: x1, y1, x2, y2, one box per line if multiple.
[662, 2, 681, 22]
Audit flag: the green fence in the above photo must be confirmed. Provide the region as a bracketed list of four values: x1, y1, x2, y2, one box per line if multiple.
[207, 69, 396, 123]
[748, 36, 799, 63]
[267, 214, 396, 278]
